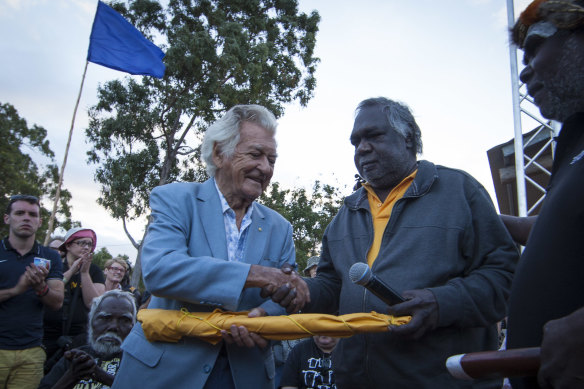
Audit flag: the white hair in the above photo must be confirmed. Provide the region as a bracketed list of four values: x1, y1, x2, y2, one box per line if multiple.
[87, 289, 136, 354]
[201, 104, 278, 177]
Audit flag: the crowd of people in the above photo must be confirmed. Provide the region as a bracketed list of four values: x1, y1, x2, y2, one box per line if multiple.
[1, 0, 583, 388]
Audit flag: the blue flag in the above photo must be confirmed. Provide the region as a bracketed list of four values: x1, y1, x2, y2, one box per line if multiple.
[87, 1, 165, 78]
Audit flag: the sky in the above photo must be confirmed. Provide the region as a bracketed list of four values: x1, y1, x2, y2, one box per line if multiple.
[0, 0, 534, 260]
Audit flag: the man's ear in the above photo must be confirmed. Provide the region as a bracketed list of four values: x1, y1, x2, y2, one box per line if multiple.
[212, 144, 223, 168]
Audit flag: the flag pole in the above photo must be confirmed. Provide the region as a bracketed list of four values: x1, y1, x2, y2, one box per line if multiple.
[44, 60, 89, 245]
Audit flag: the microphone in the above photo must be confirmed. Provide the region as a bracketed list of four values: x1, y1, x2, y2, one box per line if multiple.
[349, 262, 405, 306]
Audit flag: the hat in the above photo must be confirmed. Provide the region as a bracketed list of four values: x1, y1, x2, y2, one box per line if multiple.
[512, 0, 584, 47]
[59, 227, 97, 252]
[303, 256, 320, 276]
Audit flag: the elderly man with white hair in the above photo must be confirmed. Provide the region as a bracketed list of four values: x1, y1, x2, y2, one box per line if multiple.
[39, 289, 136, 389]
[112, 104, 308, 389]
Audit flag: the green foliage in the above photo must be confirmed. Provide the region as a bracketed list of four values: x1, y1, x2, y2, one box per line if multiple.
[86, 0, 320, 230]
[92, 248, 130, 271]
[92, 247, 113, 270]
[258, 180, 345, 272]
[0, 102, 74, 242]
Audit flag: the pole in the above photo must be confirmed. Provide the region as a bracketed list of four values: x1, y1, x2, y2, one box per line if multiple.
[44, 60, 89, 245]
[507, 0, 528, 217]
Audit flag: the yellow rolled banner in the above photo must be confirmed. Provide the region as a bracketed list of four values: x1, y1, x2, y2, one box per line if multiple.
[138, 308, 411, 345]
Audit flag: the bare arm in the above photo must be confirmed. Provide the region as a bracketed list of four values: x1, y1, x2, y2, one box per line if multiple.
[0, 265, 63, 310]
[499, 215, 537, 246]
[78, 253, 105, 308]
[41, 279, 65, 310]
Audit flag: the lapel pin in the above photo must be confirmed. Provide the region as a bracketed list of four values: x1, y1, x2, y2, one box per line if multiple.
[258, 227, 262, 231]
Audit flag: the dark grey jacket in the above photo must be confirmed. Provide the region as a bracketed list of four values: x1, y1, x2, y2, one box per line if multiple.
[305, 160, 518, 388]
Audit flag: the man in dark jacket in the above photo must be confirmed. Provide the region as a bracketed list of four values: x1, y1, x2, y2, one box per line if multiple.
[272, 97, 518, 388]
[502, 1, 584, 388]
[39, 289, 136, 389]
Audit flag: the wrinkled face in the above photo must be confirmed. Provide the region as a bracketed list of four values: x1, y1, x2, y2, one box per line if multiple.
[105, 263, 126, 284]
[90, 296, 134, 356]
[520, 25, 584, 121]
[67, 237, 94, 258]
[350, 105, 416, 193]
[4, 200, 41, 239]
[214, 121, 277, 203]
[313, 335, 339, 353]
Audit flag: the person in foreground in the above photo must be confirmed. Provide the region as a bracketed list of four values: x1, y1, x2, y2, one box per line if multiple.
[0, 194, 64, 389]
[272, 97, 518, 388]
[505, 1, 584, 388]
[112, 104, 308, 389]
[39, 289, 136, 389]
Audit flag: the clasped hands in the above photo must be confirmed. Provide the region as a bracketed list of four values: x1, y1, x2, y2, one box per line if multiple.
[225, 264, 309, 349]
[246, 263, 310, 314]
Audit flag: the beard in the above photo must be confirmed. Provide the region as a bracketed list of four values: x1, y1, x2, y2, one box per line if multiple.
[88, 331, 123, 357]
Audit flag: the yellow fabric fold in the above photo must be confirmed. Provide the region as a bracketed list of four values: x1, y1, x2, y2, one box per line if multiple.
[137, 308, 411, 345]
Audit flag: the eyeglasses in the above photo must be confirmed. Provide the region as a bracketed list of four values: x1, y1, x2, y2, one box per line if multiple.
[71, 240, 93, 248]
[107, 266, 126, 273]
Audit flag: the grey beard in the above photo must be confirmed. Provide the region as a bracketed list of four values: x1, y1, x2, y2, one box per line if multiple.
[89, 332, 123, 357]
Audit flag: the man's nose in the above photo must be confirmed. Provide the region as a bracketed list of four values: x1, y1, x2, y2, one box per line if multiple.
[257, 156, 273, 173]
[106, 318, 121, 332]
[356, 140, 371, 154]
[519, 65, 533, 84]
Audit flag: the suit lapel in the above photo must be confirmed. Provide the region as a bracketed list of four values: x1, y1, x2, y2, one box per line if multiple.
[244, 204, 269, 265]
[198, 179, 228, 260]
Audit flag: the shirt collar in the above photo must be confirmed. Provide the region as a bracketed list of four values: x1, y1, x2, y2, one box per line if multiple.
[2, 237, 40, 255]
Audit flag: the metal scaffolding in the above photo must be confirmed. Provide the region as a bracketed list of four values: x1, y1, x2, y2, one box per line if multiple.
[506, 0, 560, 217]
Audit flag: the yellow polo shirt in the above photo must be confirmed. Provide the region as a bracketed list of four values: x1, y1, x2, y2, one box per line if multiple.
[363, 170, 417, 266]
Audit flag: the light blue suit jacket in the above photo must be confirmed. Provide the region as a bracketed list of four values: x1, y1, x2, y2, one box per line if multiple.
[112, 180, 295, 389]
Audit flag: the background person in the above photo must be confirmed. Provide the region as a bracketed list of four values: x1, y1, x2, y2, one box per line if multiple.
[0, 195, 64, 389]
[505, 1, 584, 388]
[303, 256, 320, 278]
[43, 228, 105, 369]
[47, 236, 65, 258]
[104, 257, 141, 308]
[279, 335, 339, 389]
[39, 289, 136, 389]
[112, 104, 308, 389]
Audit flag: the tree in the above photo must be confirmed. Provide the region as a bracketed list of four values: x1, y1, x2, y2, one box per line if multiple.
[258, 180, 345, 272]
[85, 0, 320, 286]
[93, 247, 130, 270]
[0, 102, 75, 242]
[92, 247, 114, 270]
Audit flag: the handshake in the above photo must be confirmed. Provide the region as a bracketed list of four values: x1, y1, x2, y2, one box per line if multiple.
[247, 264, 310, 313]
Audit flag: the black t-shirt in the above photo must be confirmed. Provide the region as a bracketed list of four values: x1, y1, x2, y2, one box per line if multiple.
[44, 261, 105, 338]
[279, 338, 337, 389]
[0, 239, 63, 349]
[507, 113, 584, 389]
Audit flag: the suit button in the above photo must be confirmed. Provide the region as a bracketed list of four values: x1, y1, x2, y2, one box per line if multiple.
[204, 364, 211, 373]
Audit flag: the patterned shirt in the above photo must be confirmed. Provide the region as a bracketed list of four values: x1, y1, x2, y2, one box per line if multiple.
[214, 179, 253, 262]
